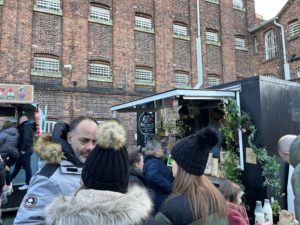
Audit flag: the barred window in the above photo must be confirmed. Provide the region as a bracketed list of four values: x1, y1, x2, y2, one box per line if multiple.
[33, 57, 59, 73]
[207, 76, 221, 86]
[265, 30, 278, 60]
[174, 73, 190, 87]
[89, 64, 111, 79]
[288, 20, 300, 37]
[235, 37, 246, 50]
[263, 74, 277, 79]
[89, 6, 110, 22]
[232, 0, 244, 10]
[36, 0, 60, 11]
[135, 69, 153, 83]
[173, 24, 188, 37]
[206, 31, 219, 45]
[206, 0, 219, 4]
[135, 16, 152, 30]
[254, 36, 258, 54]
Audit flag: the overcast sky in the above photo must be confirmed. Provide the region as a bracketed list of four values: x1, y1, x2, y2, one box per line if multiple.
[255, 0, 288, 20]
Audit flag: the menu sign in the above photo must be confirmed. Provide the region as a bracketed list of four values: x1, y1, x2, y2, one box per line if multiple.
[137, 112, 155, 147]
[0, 84, 34, 103]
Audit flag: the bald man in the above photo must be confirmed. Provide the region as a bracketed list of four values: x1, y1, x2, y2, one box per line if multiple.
[278, 135, 297, 213]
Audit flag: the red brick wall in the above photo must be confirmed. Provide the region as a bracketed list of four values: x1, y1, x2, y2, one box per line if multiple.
[0, 0, 260, 145]
[0, 1, 33, 84]
[279, 0, 300, 79]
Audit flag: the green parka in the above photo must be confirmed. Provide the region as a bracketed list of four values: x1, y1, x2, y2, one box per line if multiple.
[290, 135, 300, 220]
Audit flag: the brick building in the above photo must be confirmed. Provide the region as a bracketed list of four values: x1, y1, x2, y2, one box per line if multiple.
[0, 0, 283, 145]
[249, 0, 300, 80]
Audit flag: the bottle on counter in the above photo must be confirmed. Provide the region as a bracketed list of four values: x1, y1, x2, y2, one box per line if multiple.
[255, 201, 265, 224]
[263, 199, 273, 223]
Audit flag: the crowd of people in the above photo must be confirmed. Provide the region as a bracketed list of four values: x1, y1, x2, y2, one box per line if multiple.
[0, 114, 298, 225]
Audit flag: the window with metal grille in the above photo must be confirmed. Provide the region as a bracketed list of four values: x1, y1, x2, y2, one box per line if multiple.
[89, 64, 111, 79]
[135, 69, 153, 83]
[206, 0, 219, 4]
[89, 6, 110, 22]
[265, 30, 278, 60]
[34, 57, 60, 73]
[254, 36, 258, 54]
[297, 67, 300, 78]
[135, 16, 152, 30]
[206, 31, 219, 45]
[174, 74, 190, 87]
[232, 0, 244, 10]
[173, 24, 188, 37]
[288, 20, 300, 37]
[36, 0, 60, 11]
[207, 76, 221, 86]
[235, 37, 246, 50]
[263, 74, 277, 79]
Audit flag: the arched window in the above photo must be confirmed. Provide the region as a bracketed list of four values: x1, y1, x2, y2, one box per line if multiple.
[207, 75, 221, 86]
[265, 30, 278, 60]
[288, 19, 300, 37]
[36, 0, 61, 12]
[232, 0, 244, 10]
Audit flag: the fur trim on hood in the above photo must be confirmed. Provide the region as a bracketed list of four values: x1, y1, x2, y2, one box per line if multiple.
[45, 185, 153, 225]
[34, 135, 63, 164]
[95, 120, 126, 150]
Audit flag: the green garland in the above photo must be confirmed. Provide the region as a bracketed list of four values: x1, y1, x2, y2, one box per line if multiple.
[222, 99, 281, 198]
[248, 126, 281, 197]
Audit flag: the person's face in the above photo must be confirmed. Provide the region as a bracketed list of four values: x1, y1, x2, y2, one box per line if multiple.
[135, 155, 144, 171]
[67, 119, 98, 163]
[172, 160, 178, 177]
[278, 150, 290, 164]
[155, 147, 164, 158]
[236, 191, 244, 205]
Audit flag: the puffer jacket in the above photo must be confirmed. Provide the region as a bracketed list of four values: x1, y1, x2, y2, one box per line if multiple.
[143, 155, 173, 213]
[0, 127, 19, 161]
[14, 124, 82, 225]
[0, 127, 19, 148]
[290, 135, 300, 220]
[45, 185, 157, 225]
[227, 202, 250, 225]
[155, 193, 228, 225]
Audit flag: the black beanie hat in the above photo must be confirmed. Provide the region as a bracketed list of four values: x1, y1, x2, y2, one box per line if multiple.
[82, 120, 129, 193]
[171, 127, 219, 176]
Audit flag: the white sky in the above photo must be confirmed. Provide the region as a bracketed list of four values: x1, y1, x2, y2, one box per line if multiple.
[255, 0, 289, 20]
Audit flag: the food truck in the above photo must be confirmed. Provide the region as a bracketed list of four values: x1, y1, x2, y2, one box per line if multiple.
[111, 76, 300, 222]
[0, 83, 40, 211]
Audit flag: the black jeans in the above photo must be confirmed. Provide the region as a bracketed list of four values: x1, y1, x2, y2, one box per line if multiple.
[11, 152, 32, 185]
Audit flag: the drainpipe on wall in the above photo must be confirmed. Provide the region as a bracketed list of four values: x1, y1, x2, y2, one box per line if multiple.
[274, 18, 291, 80]
[193, 0, 204, 89]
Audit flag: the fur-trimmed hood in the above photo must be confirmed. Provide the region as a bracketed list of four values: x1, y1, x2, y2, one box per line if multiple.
[45, 185, 153, 225]
[34, 135, 63, 164]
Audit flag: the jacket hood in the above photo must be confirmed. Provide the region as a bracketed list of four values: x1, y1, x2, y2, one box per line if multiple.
[3, 127, 18, 136]
[45, 185, 153, 225]
[290, 135, 300, 168]
[34, 135, 63, 164]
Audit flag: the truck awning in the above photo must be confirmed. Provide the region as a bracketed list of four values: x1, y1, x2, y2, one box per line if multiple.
[111, 89, 236, 112]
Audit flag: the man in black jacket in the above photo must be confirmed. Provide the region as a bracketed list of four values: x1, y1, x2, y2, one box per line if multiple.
[11, 115, 35, 190]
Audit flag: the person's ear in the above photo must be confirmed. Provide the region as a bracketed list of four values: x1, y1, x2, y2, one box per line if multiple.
[67, 132, 72, 144]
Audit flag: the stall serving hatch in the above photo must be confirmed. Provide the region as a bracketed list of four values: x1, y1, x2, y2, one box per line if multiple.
[111, 87, 245, 170]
